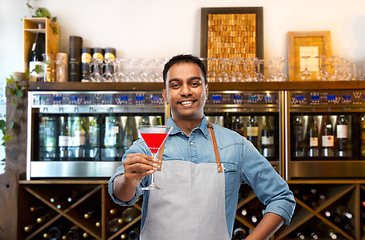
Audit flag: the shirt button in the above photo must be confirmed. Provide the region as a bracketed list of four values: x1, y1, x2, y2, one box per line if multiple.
[190, 142, 194, 145]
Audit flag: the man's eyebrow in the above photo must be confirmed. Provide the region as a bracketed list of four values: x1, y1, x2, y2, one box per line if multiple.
[167, 76, 201, 84]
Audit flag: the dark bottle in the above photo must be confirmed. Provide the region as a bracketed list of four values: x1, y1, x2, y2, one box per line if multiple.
[64, 225, 80, 240]
[59, 116, 70, 159]
[122, 116, 138, 154]
[49, 189, 77, 204]
[107, 217, 123, 233]
[121, 207, 139, 223]
[293, 116, 304, 157]
[335, 115, 348, 157]
[128, 227, 140, 240]
[261, 116, 274, 158]
[232, 116, 244, 136]
[37, 210, 55, 224]
[232, 225, 249, 240]
[223, 113, 231, 128]
[361, 116, 365, 157]
[319, 221, 337, 239]
[24, 221, 37, 232]
[335, 205, 353, 219]
[81, 47, 92, 82]
[92, 47, 104, 73]
[47, 226, 64, 240]
[104, 47, 116, 74]
[247, 116, 258, 149]
[307, 116, 319, 157]
[68, 36, 83, 82]
[29, 205, 45, 213]
[322, 115, 334, 157]
[296, 232, 305, 239]
[304, 226, 319, 239]
[28, 33, 45, 82]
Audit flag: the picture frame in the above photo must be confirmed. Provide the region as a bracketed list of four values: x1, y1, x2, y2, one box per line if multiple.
[288, 31, 332, 81]
[200, 7, 263, 76]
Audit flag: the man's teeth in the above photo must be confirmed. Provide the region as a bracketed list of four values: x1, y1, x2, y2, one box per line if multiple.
[181, 101, 193, 105]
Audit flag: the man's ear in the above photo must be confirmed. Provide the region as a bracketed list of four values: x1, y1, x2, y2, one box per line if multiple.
[162, 88, 168, 105]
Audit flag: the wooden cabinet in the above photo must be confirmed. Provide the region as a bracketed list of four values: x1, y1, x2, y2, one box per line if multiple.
[23, 18, 59, 71]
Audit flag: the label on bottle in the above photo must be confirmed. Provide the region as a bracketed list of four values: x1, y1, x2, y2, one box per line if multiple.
[322, 135, 334, 147]
[74, 130, 86, 146]
[262, 136, 274, 145]
[105, 53, 115, 60]
[336, 125, 348, 138]
[59, 136, 69, 147]
[247, 127, 258, 136]
[29, 61, 44, 81]
[81, 53, 92, 63]
[93, 53, 103, 60]
[310, 137, 318, 147]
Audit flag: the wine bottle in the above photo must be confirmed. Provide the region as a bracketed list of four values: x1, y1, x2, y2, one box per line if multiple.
[110, 207, 120, 215]
[67, 188, 90, 203]
[59, 116, 70, 159]
[121, 207, 139, 223]
[293, 116, 304, 157]
[361, 116, 365, 157]
[104, 47, 116, 74]
[223, 113, 231, 128]
[24, 221, 37, 232]
[49, 189, 77, 203]
[361, 200, 365, 208]
[232, 226, 248, 240]
[139, 115, 150, 127]
[304, 226, 319, 240]
[120, 233, 127, 239]
[63, 225, 80, 240]
[296, 232, 305, 239]
[247, 116, 258, 149]
[95, 221, 101, 228]
[319, 221, 337, 239]
[81, 47, 92, 82]
[307, 116, 319, 157]
[261, 116, 274, 158]
[104, 114, 120, 159]
[47, 226, 64, 240]
[29, 205, 45, 213]
[336, 115, 348, 157]
[128, 227, 140, 240]
[107, 218, 123, 233]
[73, 117, 86, 158]
[322, 115, 334, 157]
[122, 116, 138, 154]
[68, 36, 83, 82]
[232, 116, 244, 136]
[241, 208, 248, 216]
[44, 116, 57, 159]
[88, 115, 99, 158]
[37, 210, 55, 223]
[28, 33, 45, 82]
[335, 205, 353, 219]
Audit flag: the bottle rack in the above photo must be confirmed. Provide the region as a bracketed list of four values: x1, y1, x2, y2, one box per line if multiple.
[23, 18, 59, 71]
[233, 182, 365, 240]
[17, 181, 142, 240]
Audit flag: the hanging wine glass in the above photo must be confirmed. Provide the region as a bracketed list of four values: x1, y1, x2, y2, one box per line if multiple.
[314, 55, 329, 81]
[206, 58, 217, 83]
[254, 59, 265, 82]
[102, 58, 114, 82]
[359, 61, 365, 81]
[231, 58, 243, 82]
[125, 59, 137, 82]
[298, 56, 313, 80]
[136, 58, 149, 82]
[276, 57, 288, 82]
[267, 60, 277, 82]
[241, 59, 252, 82]
[217, 58, 229, 82]
[89, 58, 104, 82]
[329, 56, 341, 81]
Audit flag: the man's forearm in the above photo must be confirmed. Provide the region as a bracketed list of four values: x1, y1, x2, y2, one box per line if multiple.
[113, 174, 137, 202]
[245, 212, 284, 240]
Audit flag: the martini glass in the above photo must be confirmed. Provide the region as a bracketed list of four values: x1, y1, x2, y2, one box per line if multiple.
[138, 125, 173, 190]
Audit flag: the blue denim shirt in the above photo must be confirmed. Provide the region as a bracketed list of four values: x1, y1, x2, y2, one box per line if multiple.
[108, 116, 296, 237]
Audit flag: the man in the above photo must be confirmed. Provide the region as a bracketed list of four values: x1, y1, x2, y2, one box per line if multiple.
[109, 54, 296, 240]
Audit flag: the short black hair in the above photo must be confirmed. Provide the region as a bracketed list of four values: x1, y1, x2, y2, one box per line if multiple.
[162, 54, 207, 88]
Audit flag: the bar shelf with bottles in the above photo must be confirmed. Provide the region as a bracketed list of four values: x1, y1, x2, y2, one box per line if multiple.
[27, 90, 165, 179]
[205, 90, 282, 174]
[286, 90, 365, 179]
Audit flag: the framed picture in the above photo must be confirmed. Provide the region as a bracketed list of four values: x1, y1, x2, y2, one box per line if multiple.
[288, 31, 332, 81]
[200, 7, 263, 78]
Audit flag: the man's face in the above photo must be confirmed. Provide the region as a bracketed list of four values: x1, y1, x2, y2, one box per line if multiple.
[162, 62, 208, 121]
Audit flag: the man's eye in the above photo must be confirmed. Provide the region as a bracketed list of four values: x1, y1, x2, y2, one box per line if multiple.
[191, 81, 201, 86]
[170, 83, 180, 88]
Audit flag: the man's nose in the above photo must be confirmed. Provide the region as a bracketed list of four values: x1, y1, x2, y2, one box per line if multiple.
[180, 83, 192, 96]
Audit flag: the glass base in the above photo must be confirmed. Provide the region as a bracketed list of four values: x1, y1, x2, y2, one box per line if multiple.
[141, 183, 161, 191]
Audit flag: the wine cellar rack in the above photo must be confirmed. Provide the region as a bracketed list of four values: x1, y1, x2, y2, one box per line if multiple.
[18, 180, 365, 240]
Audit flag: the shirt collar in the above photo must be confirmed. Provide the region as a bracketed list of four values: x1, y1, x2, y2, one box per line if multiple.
[166, 115, 210, 139]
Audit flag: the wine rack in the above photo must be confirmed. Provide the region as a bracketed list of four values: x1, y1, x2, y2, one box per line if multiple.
[17, 181, 142, 240]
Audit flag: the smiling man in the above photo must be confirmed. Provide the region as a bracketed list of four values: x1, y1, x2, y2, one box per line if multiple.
[109, 54, 296, 240]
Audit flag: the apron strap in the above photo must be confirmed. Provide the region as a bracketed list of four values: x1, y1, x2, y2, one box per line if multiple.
[157, 121, 223, 173]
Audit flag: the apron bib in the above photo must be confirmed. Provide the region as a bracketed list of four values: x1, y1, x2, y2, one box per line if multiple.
[140, 122, 230, 240]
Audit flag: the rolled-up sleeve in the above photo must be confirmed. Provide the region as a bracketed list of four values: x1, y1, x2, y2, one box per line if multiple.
[241, 139, 296, 225]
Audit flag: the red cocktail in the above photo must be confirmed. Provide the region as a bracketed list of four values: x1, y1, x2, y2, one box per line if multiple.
[138, 125, 173, 190]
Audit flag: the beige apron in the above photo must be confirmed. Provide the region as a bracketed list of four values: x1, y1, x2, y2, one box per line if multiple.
[140, 122, 231, 240]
